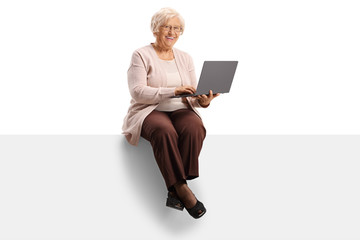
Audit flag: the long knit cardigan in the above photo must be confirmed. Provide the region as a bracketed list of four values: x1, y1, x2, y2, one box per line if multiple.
[122, 44, 204, 145]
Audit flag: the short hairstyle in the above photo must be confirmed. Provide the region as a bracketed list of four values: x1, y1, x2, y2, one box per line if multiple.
[150, 8, 185, 35]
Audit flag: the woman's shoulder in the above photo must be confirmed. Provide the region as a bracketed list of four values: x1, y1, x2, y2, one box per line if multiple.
[173, 47, 193, 63]
[134, 44, 155, 55]
[173, 47, 191, 57]
[132, 44, 153, 57]
[129, 45, 156, 66]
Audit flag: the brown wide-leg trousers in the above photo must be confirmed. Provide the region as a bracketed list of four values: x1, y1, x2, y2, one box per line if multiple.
[141, 109, 206, 191]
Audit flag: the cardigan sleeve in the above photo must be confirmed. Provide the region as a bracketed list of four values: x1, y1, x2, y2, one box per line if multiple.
[127, 51, 176, 104]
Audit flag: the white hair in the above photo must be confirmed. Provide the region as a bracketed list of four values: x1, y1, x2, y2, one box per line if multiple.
[150, 8, 185, 35]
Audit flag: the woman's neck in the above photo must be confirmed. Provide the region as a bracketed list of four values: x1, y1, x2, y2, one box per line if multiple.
[152, 42, 174, 60]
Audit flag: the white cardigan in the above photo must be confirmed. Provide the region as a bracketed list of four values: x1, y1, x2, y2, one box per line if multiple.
[122, 44, 204, 145]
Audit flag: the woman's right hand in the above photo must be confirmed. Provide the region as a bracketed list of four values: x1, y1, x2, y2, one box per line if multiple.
[175, 85, 196, 96]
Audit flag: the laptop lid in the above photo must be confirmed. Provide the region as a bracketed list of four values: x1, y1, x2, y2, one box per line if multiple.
[172, 61, 238, 98]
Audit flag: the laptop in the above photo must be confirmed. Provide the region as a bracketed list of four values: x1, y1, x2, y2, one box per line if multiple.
[171, 61, 238, 98]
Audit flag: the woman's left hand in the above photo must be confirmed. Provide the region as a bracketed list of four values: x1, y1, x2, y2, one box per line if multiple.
[195, 90, 220, 108]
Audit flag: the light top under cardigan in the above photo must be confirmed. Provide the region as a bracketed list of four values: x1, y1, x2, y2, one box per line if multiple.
[155, 59, 189, 111]
[122, 44, 204, 145]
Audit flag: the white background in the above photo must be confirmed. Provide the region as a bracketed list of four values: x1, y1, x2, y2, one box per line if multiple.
[1, 0, 359, 134]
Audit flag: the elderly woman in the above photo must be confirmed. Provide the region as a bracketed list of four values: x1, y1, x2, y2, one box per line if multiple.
[122, 8, 219, 219]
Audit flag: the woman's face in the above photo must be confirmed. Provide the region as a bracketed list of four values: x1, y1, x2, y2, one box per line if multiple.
[155, 17, 182, 49]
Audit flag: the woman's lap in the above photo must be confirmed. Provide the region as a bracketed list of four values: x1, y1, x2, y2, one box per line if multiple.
[141, 109, 205, 140]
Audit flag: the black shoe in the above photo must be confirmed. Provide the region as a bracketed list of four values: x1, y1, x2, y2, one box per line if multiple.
[186, 199, 206, 219]
[185, 199, 206, 219]
[166, 192, 185, 211]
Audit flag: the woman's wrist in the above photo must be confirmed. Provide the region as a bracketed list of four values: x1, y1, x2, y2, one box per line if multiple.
[198, 99, 210, 108]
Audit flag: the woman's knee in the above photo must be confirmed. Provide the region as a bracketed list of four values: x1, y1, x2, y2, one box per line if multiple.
[182, 120, 206, 139]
